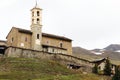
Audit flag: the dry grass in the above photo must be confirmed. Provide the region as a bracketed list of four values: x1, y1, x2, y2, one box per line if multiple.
[0, 58, 111, 80]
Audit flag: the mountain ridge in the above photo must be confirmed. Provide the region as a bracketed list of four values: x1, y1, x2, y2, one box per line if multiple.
[104, 44, 120, 51]
[72, 44, 120, 65]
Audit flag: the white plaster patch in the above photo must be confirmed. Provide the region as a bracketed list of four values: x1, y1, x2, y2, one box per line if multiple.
[36, 39, 40, 45]
[21, 43, 24, 47]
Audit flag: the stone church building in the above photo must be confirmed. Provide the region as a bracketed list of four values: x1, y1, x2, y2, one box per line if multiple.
[5, 3, 72, 55]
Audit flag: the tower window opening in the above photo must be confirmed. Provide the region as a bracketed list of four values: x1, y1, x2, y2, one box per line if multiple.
[37, 18, 39, 21]
[32, 12, 34, 17]
[37, 18, 39, 23]
[37, 11, 40, 16]
[37, 34, 39, 39]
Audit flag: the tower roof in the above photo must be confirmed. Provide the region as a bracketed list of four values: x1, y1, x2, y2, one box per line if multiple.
[31, 0, 42, 10]
[35, 0, 39, 8]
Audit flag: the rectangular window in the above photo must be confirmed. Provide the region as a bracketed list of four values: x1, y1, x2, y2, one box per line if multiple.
[52, 49, 54, 52]
[25, 37, 27, 42]
[60, 43, 63, 48]
[37, 11, 40, 16]
[37, 18, 39, 24]
[37, 34, 39, 39]
[11, 37, 14, 43]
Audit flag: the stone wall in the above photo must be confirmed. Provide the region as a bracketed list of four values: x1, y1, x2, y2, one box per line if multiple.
[5, 46, 94, 72]
[42, 36, 72, 55]
[6, 27, 32, 49]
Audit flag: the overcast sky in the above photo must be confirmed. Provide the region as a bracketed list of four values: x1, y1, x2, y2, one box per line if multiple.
[0, 0, 120, 50]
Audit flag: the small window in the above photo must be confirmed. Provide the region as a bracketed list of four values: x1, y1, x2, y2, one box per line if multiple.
[60, 43, 63, 48]
[98, 66, 101, 70]
[11, 37, 14, 42]
[37, 34, 39, 39]
[37, 18, 39, 23]
[37, 11, 40, 16]
[37, 18, 39, 21]
[47, 41, 49, 44]
[25, 37, 27, 42]
[52, 49, 54, 52]
[46, 48, 48, 52]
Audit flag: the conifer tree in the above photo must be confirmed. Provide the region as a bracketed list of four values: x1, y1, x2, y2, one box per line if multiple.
[112, 66, 120, 80]
[103, 58, 111, 76]
[92, 64, 98, 74]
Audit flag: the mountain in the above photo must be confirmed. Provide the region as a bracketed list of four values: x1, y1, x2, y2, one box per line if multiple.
[104, 44, 120, 52]
[72, 47, 101, 61]
[72, 46, 120, 65]
[72, 47, 93, 55]
[91, 44, 120, 52]
[91, 49, 102, 52]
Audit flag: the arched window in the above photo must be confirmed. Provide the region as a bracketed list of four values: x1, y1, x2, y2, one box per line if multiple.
[37, 34, 39, 39]
[37, 11, 39, 16]
[37, 18, 39, 23]
[60, 43, 63, 48]
[37, 18, 39, 21]
[11, 37, 14, 43]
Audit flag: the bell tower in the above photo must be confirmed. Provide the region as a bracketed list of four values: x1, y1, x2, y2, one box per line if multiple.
[30, 0, 42, 51]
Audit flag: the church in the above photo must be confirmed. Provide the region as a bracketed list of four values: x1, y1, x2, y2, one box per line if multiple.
[4, 2, 72, 55]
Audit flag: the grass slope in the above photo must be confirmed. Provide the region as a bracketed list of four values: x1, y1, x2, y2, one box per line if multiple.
[0, 58, 111, 80]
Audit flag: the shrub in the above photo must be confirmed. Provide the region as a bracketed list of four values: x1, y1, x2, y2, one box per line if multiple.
[92, 64, 98, 74]
[103, 58, 112, 76]
[112, 66, 120, 80]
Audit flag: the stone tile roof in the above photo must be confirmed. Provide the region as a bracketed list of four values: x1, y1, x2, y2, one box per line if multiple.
[7, 27, 72, 41]
[42, 33, 72, 41]
[18, 28, 32, 34]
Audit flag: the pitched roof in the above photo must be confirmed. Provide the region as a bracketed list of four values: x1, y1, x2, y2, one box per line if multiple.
[18, 28, 32, 34]
[91, 58, 106, 63]
[0, 40, 6, 43]
[31, 1, 42, 11]
[6, 27, 72, 41]
[42, 33, 72, 41]
[6, 27, 32, 38]
[0, 40, 6, 46]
